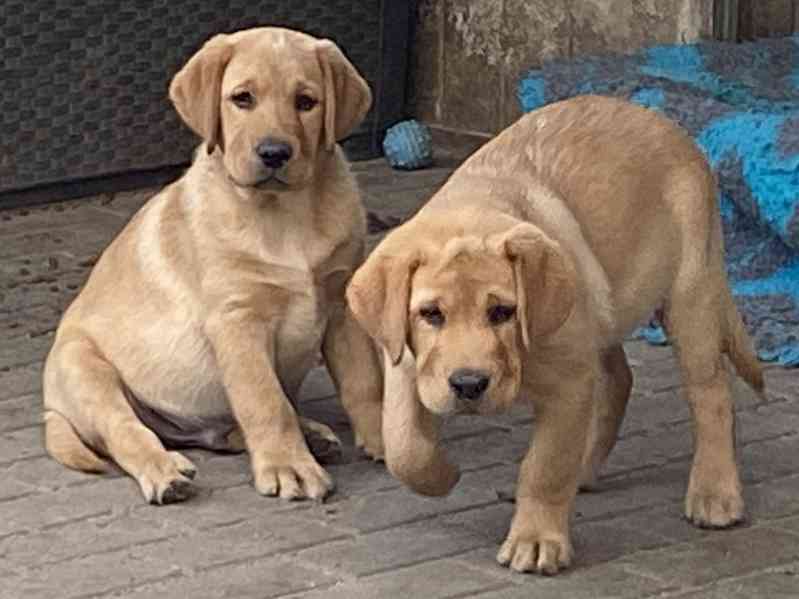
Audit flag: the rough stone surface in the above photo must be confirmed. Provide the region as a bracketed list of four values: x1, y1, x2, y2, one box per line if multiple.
[670, 563, 799, 598]
[0, 154, 797, 598]
[441, 0, 505, 133]
[499, 0, 571, 127]
[571, 0, 708, 57]
[411, 0, 711, 134]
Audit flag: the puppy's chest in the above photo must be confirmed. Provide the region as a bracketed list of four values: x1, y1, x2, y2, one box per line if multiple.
[272, 263, 343, 397]
[256, 243, 346, 373]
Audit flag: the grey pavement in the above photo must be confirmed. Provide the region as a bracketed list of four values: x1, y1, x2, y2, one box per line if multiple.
[1, 155, 798, 599]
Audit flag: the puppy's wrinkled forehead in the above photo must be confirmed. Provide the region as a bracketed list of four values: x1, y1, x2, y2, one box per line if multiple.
[412, 237, 515, 307]
[223, 30, 322, 91]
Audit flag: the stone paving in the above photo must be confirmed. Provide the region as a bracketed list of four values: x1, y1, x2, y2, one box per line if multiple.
[1, 155, 798, 599]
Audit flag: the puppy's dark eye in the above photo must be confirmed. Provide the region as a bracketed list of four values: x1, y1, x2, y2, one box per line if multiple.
[231, 91, 254, 109]
[488, 305, 516, 325]
[295, 94, 318, 112]
[419, 306, 445, 327]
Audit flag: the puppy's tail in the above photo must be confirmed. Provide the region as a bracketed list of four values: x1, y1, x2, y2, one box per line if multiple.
[44, 411, 111, 474]
[724, 298, 764, 396]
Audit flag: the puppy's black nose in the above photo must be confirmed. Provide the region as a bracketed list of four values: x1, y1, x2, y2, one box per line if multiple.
[256, 139, 293, 168]
[448, 369, 490, 401]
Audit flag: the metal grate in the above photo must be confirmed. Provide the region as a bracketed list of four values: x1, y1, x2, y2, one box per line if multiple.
[0, 1, 410, 201]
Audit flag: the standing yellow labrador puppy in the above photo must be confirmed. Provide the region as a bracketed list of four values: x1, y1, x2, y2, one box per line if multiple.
[347, 96, 763, 575]
[43, 27, 384, 504]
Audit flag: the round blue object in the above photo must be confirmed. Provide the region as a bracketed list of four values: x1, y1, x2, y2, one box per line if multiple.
[383, 119, 433, 170]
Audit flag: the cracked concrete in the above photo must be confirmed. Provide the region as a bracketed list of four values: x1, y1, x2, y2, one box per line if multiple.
[0, 154, 798, 598]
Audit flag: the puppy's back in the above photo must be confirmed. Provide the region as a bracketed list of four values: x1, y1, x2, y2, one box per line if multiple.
[452, 95, 715, 284]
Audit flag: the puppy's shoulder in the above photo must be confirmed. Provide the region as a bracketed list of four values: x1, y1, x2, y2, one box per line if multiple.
[521, 186, 616, 340]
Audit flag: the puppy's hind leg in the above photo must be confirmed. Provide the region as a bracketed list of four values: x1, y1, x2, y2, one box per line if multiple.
[300, 417, 343, 464]
[44, 338, 197, 505]
[578, 344, 633, 490]
[667, 282, 745, 529]
[44, 410, 111, 474]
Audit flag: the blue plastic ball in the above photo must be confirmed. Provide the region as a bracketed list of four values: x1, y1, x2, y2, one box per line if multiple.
[383, 119, 434, 170]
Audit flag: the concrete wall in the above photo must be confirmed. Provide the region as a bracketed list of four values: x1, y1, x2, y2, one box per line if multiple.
[410, 0, 713, 135]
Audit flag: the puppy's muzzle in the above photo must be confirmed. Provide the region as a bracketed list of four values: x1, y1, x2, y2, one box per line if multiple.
[448, 369, 490, 401]
[256, 138, 293, 169]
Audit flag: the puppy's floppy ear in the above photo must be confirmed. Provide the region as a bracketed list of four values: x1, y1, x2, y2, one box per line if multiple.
[491, 223, 577, 349]
[346, 247, 418, 365]
[169, 34, 232, 154]
[315, 39, 372, 151]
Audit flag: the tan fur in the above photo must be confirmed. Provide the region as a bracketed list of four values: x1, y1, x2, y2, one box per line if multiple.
[380, 346, 460, 495]
[43, 27, 383, 505]
[347, 96, 763, 575]
[44, 411, 110, 474]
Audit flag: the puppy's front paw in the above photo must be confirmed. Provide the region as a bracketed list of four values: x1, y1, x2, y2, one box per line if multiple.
[138, 451, 197, 505]
[685, 477, 745, 529]
[497, 523, 572, 575]
[253, 450, 334, 501]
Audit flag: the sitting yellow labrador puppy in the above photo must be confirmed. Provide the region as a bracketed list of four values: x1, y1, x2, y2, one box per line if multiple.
[347, 95, 763, 575]
[43, 27, 384, 504]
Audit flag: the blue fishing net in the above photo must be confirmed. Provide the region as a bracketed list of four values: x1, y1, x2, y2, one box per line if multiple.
[518, 36, 799, 366]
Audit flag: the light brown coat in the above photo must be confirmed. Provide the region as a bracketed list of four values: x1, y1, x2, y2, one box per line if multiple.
[43, 27, 383, 504]
[348, 95, 763, 575]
